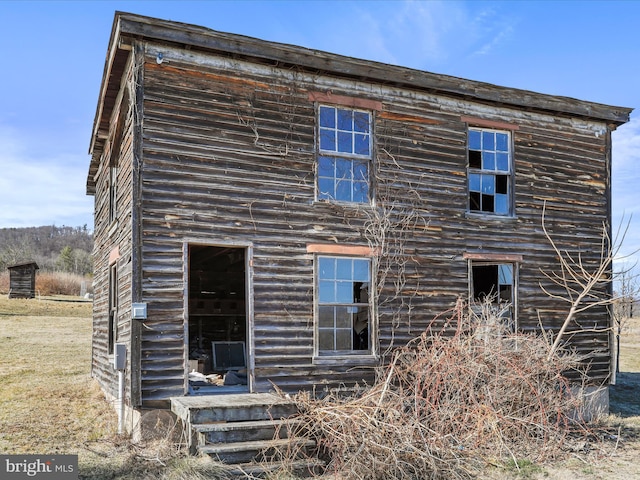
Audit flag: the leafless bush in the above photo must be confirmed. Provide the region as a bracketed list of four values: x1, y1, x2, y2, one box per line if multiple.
[36, 271, 93, 296]
[276, 301, 591, 480]
[0, 271, 8, 294]
[0, 271, 92, 296]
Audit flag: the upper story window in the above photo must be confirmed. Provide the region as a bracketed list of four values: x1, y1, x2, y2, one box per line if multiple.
[317, 105, 371, 203]
[317, 256, 371, 355]
[109, 163, 118, 224]
[108, 90, 128, 225]
[468, 128, 512, 216]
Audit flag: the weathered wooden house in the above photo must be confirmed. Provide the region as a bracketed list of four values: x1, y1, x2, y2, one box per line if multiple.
[87, 12, 632, 436]
[8, 262, 39, 299]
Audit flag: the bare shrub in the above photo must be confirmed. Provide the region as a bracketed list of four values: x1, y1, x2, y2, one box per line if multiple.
[0, 271, 8, 294]
[0, 269, 93, 297]
[36, 271, 92, 296]
[278, 301, 589, 480]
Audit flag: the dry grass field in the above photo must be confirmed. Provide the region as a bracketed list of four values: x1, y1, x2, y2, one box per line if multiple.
[0, 295, 638, 479]
[0, 296, 231, 480]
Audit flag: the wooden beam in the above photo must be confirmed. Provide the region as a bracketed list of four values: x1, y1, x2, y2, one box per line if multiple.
[463, 252, 524, 262]
[306, 244, 376, 256]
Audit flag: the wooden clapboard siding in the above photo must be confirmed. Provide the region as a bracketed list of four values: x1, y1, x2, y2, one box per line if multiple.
[90, 57, 136, 401]
[88, 13, 631, 408]
[134, 46, 611, 401]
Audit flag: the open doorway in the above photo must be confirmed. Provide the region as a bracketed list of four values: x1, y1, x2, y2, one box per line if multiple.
[187, 245, 248, 393]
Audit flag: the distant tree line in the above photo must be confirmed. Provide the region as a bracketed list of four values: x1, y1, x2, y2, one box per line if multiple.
[0, 225, 93, 275]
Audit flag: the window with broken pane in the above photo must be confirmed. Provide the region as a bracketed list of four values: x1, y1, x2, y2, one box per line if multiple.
[317, 256, 371, 354]
[317, 105, 371, 203]
[471, 262, 515, 328]
[468, 128, 511, 215]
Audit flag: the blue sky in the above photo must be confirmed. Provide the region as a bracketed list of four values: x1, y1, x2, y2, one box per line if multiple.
[0, 0, 638, 262]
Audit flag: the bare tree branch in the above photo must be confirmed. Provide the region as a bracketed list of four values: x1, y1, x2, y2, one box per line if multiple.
[540, 201, 636, 360]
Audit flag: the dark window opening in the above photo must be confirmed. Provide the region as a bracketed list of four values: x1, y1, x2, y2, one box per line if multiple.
[108, 165, 117, 224]
[496, 175, 508, 194]
[470, 191, 481, 211]
[472, 263, 513, 304]
[472, 264, 498, 301]
[469, 150, 482, 169]
[481, 194, 494, 212]
[471, 262, 515, 329]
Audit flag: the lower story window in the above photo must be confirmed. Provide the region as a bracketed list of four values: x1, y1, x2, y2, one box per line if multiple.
[108, 262, 118, 354]
[471, 262, 516, 327]
[317, 256, 371, 354]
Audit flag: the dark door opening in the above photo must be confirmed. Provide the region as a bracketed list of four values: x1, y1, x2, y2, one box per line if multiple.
[188, 245, 248, 393]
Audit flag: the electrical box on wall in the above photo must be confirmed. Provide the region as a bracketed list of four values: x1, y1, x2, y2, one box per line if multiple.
[113, 343, 127, 371]
[132, 302, 147, 320]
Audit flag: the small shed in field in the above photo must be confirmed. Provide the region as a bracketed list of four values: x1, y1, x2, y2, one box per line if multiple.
[8, 262, 39, 299]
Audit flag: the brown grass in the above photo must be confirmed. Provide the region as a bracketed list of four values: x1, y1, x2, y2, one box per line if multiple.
[0, 295, 230, 480]
[0, 295, 92, 317]
[0, 301, 115, 457]
[0, 270, 92, 297]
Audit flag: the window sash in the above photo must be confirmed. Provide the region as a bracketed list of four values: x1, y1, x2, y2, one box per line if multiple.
[468, 128, 512, 215]
[318, 156, 369, 203]
[319, 105, 371, 158]
[316, 256, 371, 355]
[317, 105, 372, 204]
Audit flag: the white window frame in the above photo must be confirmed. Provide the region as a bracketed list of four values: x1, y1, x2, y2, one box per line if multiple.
[316, 104, 372, 204]
[467, 127, 513, 216]
[314, 255, 376, 363]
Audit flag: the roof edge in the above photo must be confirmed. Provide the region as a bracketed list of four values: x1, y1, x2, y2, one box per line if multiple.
[114, 12, 633, 125]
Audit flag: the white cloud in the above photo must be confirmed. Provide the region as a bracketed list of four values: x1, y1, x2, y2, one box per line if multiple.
[0, 125, 93, 229]
[335, 1, 517, 70]
[612, 116, 640, 265]
[387, 0, 466, 63]
[471, 7, 516, 56]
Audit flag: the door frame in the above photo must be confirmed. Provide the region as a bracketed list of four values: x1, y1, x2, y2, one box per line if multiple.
[182, 239, 255, 394]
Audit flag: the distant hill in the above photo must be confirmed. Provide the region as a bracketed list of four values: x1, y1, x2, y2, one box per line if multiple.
[0, 225, 93, 275]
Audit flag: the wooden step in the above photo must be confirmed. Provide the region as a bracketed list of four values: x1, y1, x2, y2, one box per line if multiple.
[225, 458, 326, 478]
[170, 393, 319, 471]
[199, 437, 316, 464]
[171, 393, 297, 424]
[193, 418, 298, 444]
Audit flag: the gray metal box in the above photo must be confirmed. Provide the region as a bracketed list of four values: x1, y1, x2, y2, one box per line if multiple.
[113, 343, 127, 370]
